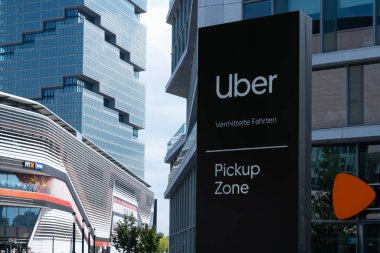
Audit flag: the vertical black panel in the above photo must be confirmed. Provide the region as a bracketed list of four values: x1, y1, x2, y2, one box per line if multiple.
[348, 65, 363, 125]
[197, 11, 311, 253]
[322, 0, 337, 52]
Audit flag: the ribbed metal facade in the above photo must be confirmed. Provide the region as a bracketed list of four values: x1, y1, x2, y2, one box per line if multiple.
[0, 93, 154, 252]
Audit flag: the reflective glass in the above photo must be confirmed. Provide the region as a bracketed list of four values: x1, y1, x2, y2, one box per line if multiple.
[311, 146, 357, 220]
[337, 0, 373, 50]
[0, 206, 41, 240]
[7, 173, 19, 189]
[312, 146, 357, 191]
[244, 1, 271, 20]
[359, 144, 380, 183]
[0, 172, 47, 192]
[338, 0, 372, 30]
[29, 208, 40, 225]
[0, 172, 6, 187]
[274, 0, 321, 34]
[321, 0, 373, 52]
[7, 207, 18, 226]
[0, 207, 6, 226]
[322, 0, 337, 52]
[18, 208, 29, 227]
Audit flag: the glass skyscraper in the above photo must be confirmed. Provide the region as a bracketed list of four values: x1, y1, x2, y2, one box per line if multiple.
[0, 0, 146, 178]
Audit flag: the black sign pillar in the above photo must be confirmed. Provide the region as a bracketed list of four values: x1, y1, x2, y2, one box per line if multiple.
[196, 11, 312, 253]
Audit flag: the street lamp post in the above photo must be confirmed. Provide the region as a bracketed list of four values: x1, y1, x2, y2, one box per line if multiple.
[87, 225, 91, 253]
[93, 228, 96, 253]
[82, 219, 85, 253]
[72, 212, 76, 253]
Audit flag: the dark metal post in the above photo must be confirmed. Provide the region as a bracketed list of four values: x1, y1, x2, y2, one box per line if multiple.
[93, 228, 96, 253]
[72, 212, 76, 253]
[82, 219, 85, 253]
[87, 225, 91, 253]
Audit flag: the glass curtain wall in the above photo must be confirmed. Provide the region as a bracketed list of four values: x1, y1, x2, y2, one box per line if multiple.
[244, 0, 271, 19]
[311, 146, 357, 253]
[0, 206, 40, 253]
[321, 0, 373, 51]
[246, 0, 377, 53]
[360, 144, 380, 253]
[311, 144, 380, 253]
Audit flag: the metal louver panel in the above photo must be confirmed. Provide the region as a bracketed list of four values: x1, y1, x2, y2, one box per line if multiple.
[0, 95, 154, 240]
[34, 209, 80, 239]
[113, 182, 138, 206]
[30, 209, 86, 253]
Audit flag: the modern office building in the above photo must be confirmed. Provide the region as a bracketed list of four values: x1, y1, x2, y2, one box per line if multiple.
[0, 0, 147, 178]
[0, 92, 154, 253]
[164, 0, 380, 252]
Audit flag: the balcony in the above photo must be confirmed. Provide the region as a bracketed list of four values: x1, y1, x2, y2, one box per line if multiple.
[167, 123, 187, 151]
[167, 123, 196, 185]
[165, 123, 187, 163]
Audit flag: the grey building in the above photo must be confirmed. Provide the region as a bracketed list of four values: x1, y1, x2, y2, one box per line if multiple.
[0, 92, 154, 252]
[164, 0, 380, 252]
[0, 0, 146, 178]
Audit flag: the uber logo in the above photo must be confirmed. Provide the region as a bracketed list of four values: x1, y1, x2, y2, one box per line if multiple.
[216, 73, 278, 99]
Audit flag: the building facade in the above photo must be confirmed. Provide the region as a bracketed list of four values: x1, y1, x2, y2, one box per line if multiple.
[0, 0, 147, 178]
[0, 92, 154, 253]
[165, 0, 380, 252]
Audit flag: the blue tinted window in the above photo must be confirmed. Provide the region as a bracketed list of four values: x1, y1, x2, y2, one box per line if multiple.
[338, 0, 372, 30]
[0, 172, 7, 187]
[7, 207, 18, 226]
[18, 208, 30, 227]
[29, 208, 40, 225]
[274, 0, 321, 34]
[0, 207, 6, 226]
[289, 0, 320, 33]
[7, 174, 19, 189]
[244, 0, 271, 20]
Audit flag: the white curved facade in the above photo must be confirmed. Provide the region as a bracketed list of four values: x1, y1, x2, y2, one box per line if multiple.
[0, 92, 154, 253]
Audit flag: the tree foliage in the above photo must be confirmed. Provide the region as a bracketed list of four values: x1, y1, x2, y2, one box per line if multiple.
[112, 214, 140, 253]
[139, 224, 162, 253]
[111, 214, 163, 253]
[157, 236, 168, 253]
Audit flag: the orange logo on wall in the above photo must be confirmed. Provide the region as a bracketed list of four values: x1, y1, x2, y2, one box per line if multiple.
[333, 173, 376, 219]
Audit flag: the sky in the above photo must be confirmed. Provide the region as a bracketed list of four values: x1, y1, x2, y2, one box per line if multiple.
[140, 0, 186, 235]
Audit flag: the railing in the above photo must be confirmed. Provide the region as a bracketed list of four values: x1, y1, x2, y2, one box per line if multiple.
[168, 123, 196, 182]
[167, 123, 187, 151]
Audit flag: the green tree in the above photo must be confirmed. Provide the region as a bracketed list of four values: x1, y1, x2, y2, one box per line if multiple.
[112, 214, 164, 253]
[157, 235, 168, 253]
[138, 224, 162, 253]
[112, 214, 140, 253]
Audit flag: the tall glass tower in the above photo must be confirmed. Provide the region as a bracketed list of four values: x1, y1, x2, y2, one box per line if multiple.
[0, 0, 146, 178]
